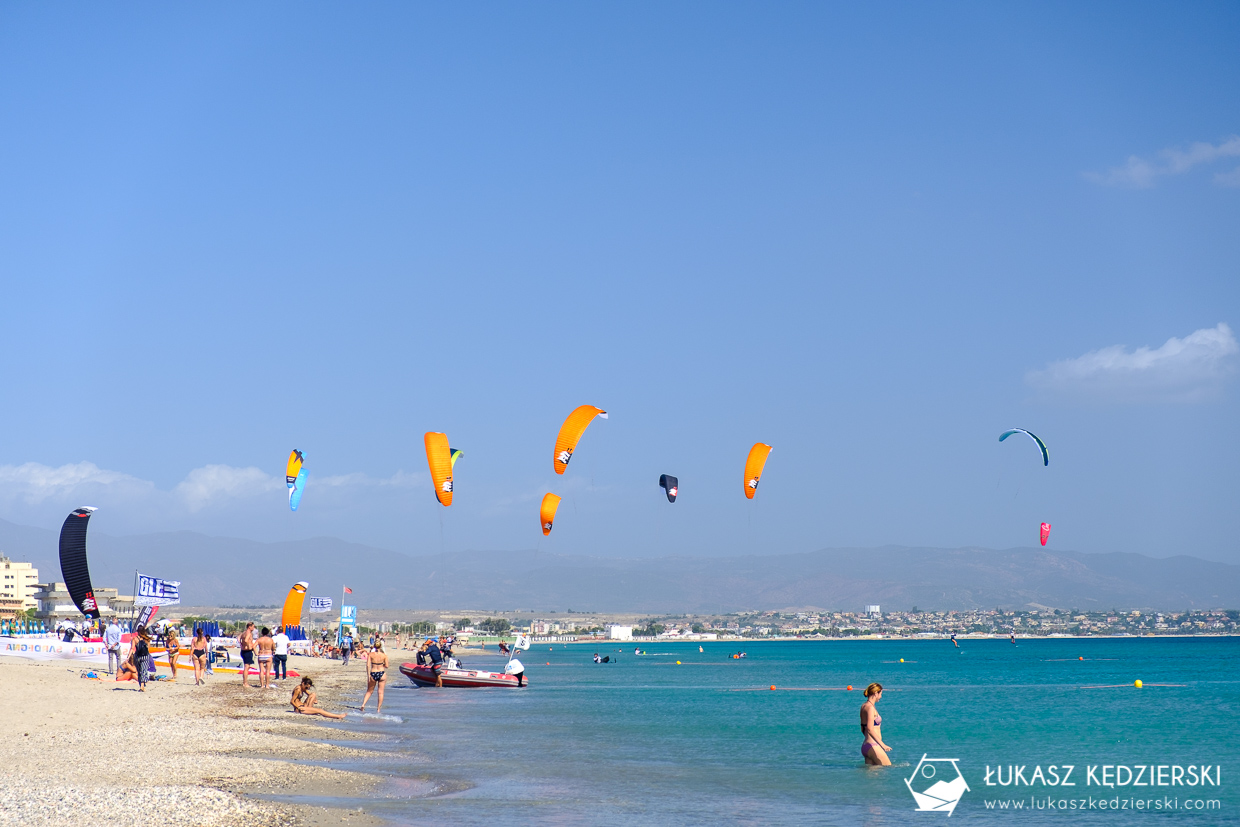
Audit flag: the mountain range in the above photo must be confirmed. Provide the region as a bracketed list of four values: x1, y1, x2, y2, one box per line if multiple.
[2, 517, 1237, 613]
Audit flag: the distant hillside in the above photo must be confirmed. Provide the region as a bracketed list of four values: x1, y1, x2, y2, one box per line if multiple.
[2, 517, 1237, 612]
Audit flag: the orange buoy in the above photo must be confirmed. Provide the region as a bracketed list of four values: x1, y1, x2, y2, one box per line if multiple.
[847, 685, 853, 690]
[770, 685, 776, 691]
[1079, 656, 1084, 661]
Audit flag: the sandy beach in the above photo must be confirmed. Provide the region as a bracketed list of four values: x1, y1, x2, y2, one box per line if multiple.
[0, 653, 389, 827]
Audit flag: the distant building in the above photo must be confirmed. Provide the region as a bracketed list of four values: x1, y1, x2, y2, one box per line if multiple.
[0, 555, 40, 611]
[32, 582, 134, 623]
[606, 624, 633, 640]
[865, 605, 881, 616]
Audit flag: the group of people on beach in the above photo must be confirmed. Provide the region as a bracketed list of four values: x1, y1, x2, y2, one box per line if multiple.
[236, 622, 293, 689]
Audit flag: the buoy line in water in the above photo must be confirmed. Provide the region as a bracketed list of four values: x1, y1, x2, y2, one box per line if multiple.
[1078, 682, 1185, 689]
[731, 686, 854, 692]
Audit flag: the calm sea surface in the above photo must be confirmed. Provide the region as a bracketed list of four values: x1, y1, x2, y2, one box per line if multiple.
[290, 638, 1238, 825]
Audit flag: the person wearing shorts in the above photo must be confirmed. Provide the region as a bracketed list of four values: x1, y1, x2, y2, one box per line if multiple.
[239, 622, 256, 687]
[256, 627, 275, 689]
[425, 637, 444, 688]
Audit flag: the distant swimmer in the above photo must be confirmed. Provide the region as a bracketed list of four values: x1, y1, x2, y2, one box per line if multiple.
[951, 633, 958, 648]
[699, 645, 704, 653]
[1010, 632, 1016, 645]
[860, 683, 892, 766]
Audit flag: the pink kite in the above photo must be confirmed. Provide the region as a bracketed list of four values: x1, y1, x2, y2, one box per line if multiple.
[1040, 522, 1051, 546]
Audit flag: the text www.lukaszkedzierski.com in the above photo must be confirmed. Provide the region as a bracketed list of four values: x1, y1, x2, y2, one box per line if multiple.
[983, 796, 1220, 811]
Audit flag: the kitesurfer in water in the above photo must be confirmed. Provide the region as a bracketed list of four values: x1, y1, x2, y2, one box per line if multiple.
[950, 633, 958, 648]
[360, 640, 389, 714]
[860, 683, 892, 766]
[291, 677, 345, 719]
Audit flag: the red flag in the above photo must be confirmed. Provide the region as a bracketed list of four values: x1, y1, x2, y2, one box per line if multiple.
[343, 586, 353, 594]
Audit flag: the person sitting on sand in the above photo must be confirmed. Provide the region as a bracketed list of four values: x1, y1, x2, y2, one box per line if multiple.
[860, 682, 893, 766]
[116, 657, 140, 684]
[360, 640, 389, 714]
[291, 677, 345, 719]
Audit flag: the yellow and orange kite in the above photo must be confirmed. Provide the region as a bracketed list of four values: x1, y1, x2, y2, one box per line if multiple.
[280, 581, 309, 630]
[744, 443, 773, 499]
[424, 432, 457, 506]
[553, 405, 607, 474]
[540, 493, 561, 535]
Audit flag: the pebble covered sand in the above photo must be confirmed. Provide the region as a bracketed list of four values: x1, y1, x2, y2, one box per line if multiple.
[0, 654, 389, 827]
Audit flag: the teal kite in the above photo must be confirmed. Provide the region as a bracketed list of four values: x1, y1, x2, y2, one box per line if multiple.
[999, 429, 1049, 466]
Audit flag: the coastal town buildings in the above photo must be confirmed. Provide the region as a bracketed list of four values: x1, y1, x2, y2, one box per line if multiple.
[31, 582, 134, 624]
[0, 555, 40, 615]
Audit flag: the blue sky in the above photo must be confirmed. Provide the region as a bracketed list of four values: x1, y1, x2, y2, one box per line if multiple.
[1, 3, 1238, 562]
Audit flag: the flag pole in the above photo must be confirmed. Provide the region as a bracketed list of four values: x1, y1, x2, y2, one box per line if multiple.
[131, 569, 139, 631]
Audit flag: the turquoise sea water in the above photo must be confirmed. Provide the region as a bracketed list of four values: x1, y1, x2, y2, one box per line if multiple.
[298, 638, 1238, 825]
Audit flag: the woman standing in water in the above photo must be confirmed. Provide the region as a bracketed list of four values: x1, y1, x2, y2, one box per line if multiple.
[359, 639, 389, 714]
[860, 682, 892, 766]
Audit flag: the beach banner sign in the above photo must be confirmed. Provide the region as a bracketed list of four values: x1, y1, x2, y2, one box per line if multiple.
[340, 605, 357, 624]
[137, 605, 158, 627]
[310, 596, 332, 613]
[2, 636, 108, 663]
[134, 574, 181, 606]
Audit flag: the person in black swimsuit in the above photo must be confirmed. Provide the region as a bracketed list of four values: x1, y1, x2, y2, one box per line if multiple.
[360, 639, 389, 714]
[191, 627, 209, 686]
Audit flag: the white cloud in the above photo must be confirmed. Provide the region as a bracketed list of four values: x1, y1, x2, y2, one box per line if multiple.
[1087, 136, 1240, 188]
[0, 461, 422, 526]
[0, 461, 155, 505]
[173, 465, 283, 511]
[1026, 323, 1239, 403]
[1215, 166, 1240, 188]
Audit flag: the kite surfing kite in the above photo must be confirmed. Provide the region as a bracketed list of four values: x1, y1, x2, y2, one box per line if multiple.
[554, 405, 607, 474]
[281, 582, 309, 630]
[540, 493, 561, 536]
[59, 506, 100, 619]
[659, 474, 679, 503]
[424, 432, 457, 506]
[744, 443, 773, 499]
[1040, 522, 1051, 546]
[286, 450, 307, 511]
[450, 447, 464, 468]
[999, 429, 1049, 466]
